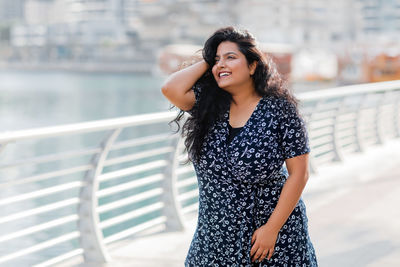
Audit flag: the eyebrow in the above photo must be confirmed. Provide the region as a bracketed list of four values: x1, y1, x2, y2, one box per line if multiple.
[214, 52, 237, 58]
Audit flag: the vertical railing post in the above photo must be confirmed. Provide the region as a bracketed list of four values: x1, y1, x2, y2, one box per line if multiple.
[0, 143, 7, 154]
[394, 92, 400, 138]
[307, 100, 323, 174]
[375, 92, 386, 145]
[304, 114, 317, 177]
[354, 94, 367, 153]
[78, 128, 122, 263]
[161, 132, 186, 231]
[331, 97, 345, 162]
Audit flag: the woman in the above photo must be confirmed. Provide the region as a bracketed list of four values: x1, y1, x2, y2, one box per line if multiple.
[161, 26, 318, 266]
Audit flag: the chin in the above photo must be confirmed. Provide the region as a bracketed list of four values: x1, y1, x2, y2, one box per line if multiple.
[218, 84, 232, 93]
[217, 80, 230, 88]
[217, 83, 227, 89]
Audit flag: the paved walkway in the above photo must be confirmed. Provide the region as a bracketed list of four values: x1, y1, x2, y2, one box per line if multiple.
[73, 139, 400, 267]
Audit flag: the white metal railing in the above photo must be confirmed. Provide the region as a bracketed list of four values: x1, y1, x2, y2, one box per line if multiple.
[0, 112, 186, 266]
[0, 80, 399, 266]
[300, 80, 400, 172]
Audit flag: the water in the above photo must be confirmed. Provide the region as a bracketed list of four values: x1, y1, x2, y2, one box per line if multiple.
[0, 70, 171, 131]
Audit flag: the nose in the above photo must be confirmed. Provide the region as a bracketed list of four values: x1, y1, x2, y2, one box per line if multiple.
[216, 59, 225, 68]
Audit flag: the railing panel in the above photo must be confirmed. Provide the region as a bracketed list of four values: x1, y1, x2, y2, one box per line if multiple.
[0, 113, 176, 266]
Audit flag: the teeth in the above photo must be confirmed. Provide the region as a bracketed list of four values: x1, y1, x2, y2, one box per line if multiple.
[219, 72, 231, 77]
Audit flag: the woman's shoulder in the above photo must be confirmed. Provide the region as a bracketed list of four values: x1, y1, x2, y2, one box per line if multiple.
[261, 95, 301, 121]
[262, 95, 294, 111]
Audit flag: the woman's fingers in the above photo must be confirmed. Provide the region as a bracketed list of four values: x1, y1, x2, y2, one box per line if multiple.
[251, 246, 260, 259]
[251, 231, 257, 245]
[258, 250, 268, 262]
[252, 246, 265, 262]
[267, 247, 275, 260]
[253, 248, 274, 263]
[250, 233, 275, 262]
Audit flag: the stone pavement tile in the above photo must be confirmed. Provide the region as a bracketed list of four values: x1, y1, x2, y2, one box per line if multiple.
[306, 164, 400, 267]
[104, 220, 197, 267]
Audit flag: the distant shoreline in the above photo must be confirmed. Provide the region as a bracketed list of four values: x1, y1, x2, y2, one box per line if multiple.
[0, 61, 158, 75]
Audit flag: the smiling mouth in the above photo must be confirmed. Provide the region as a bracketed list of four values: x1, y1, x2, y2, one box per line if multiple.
[218, 72, 232, 79]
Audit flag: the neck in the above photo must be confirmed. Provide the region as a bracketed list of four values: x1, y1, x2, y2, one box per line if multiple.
[229, 80, 260, 107]
[230, 89, 261, 108]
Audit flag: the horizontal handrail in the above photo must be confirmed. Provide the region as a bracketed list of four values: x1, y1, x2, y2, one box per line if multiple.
[110, 133, 177, 150]
[300, 80, 400, 101]
[0, 165, 92, 188]
[0, 111, 177, 143]
[176, 176, 197, 188]
[98, 160, 168, 182]
[97, 188, 163, 214]
[0, 198, 80, 224]
[97, 174, 164, 198]
[99, 202, 164, 229]
[32, 249, 84, 267]
[103, 147, 174, 167]
[103, 217, 167, 245]
[0, 147, 100, 170]
[0, 232, 80, 264]
[0, 215, 79, 243]
[0, 181, 85, 206]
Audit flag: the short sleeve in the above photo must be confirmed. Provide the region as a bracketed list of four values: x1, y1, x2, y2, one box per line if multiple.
[186, 82, 202, 116]
[278, 99, 311, 159]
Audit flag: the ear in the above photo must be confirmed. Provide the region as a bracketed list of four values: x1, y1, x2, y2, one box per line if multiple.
[249, 61, 257, 76]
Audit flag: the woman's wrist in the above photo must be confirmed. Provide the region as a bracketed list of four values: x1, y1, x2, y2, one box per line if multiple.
[195, 59, 209, 71]
[263, 220, 281, 234]
[189, 59, 209, 77]
[180, 57, 208, 71]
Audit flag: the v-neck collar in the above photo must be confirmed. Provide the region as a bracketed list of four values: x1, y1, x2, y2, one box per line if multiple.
[223, 95, 265, 149]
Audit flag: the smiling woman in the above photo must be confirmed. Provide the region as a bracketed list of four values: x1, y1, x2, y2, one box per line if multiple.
[212, 43, 257, 98]
[161, 26, 318, 266]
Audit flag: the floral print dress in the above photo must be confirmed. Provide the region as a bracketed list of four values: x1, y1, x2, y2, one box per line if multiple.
[184, 85, 318, 267]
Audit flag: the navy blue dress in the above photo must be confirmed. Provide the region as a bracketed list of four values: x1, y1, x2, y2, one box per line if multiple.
[184, 84, 318, 267]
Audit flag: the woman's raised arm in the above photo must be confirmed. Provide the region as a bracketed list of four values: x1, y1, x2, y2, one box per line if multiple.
[161, 59, 209, 111]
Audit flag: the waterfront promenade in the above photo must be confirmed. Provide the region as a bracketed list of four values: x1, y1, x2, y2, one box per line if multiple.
[67, 138, 400, 267]
[1, 80, 398, 266]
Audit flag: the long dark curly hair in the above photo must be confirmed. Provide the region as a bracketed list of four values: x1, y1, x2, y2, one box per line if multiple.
[168, 26, 299, 164]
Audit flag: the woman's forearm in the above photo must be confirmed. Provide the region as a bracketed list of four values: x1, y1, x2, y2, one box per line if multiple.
[264, 173, 309, 232]
[162, 59, 209, 95]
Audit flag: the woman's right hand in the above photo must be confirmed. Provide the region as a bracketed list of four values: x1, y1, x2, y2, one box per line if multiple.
[161, 59, 209, 112]
[179, 51, 205, 70]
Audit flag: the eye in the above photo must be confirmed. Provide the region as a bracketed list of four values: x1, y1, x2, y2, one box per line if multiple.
[227, 56, 234, 59]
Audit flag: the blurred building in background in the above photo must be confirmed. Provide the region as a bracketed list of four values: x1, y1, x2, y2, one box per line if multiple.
[356, 0, 400, 42]
[9, 0, 132, 64]
[238, 0, 357, 48]
[0, 0, 399, 81]
[0, 0, 25, 24]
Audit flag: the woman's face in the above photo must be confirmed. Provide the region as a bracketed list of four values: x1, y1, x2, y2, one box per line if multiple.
[211, 41, 256, 91]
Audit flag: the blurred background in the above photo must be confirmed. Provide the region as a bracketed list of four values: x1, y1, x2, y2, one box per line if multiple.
[0, 1, 400, 266]
[0, 0, 399, 131]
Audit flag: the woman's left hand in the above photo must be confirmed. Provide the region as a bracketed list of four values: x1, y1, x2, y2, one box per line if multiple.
[250, 224, 279, 263]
